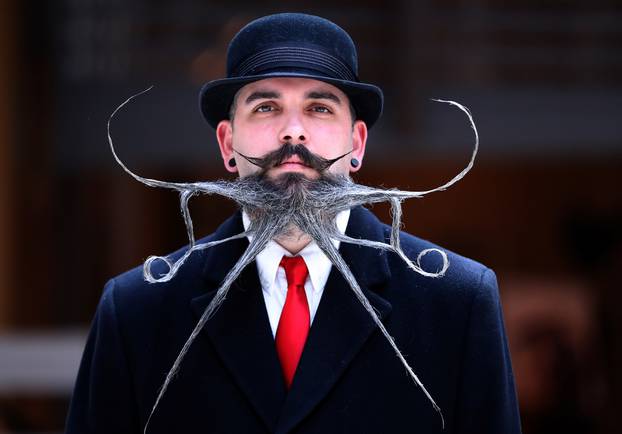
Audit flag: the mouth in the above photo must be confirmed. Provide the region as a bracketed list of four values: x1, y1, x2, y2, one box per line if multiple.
[277, 157, 308, 167]
[270, 156, 318, 179]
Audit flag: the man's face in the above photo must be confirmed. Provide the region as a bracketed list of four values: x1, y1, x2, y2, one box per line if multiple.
[216, 77, 368, 180]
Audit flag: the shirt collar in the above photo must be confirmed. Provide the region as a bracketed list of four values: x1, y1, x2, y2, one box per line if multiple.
[242, 209, 351, 295]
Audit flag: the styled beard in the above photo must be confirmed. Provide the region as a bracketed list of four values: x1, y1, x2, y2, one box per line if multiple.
[108, 89, 479, 433]
[234, 171, 352, 230]
[227, 139, 355, 225]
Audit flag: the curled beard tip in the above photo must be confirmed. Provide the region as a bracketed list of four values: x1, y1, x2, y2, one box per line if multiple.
[143, 255, 175, 283]
[356, 98, 477, 202]
[334, 232, 448, 279]
[109, 89, 240, 200]
[415, 248, 449, 278]
[142, 232, 251, 284]
[107, 86, 175, 190]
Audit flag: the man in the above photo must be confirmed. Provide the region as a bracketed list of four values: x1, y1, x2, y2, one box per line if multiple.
[66, 13, 521, 434]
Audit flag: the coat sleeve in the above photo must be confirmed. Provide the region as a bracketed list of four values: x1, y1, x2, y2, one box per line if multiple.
[65, 279, 140, 434]
[453, 268, 522, 434]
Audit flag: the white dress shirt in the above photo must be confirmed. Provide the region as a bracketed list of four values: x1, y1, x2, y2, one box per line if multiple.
[242, 209, 351, 337]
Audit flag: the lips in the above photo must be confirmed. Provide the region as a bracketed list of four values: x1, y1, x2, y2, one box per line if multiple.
[278, 157, 308, 167]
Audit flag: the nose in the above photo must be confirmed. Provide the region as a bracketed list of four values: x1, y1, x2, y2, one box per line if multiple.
[279, 112, 308, 144]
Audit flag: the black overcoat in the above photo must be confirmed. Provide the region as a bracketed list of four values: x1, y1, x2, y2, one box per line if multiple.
[66, 206, 521, 433]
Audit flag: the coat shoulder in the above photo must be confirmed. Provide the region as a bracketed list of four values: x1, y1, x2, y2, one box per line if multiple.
[347, 206, 497, 303]
[372, 218, 498, 307]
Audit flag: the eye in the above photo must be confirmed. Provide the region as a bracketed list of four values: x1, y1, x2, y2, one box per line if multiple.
[254, 104, 276, 113]
[309, 105, 332, 114]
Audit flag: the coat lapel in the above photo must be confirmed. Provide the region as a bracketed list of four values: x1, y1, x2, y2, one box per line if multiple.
[190, 207, 393, 434]
[190, 213, 286, 432]
[275, 206, 392, 434]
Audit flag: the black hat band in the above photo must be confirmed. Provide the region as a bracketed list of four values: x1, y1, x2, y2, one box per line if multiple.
[234, 46, 357, 81]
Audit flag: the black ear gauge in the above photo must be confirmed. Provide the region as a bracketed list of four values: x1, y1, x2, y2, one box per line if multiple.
[228, 158, 236, 167]
[350, 158, 360, 168]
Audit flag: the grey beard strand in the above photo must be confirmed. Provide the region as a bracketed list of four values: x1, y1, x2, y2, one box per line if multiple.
[108, 88, 479, 433]
[143, 215, 289, 434]
[297, 212, 445, 428]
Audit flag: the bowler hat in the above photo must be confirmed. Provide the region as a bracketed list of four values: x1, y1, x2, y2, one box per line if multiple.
[198, 13, 384, 129]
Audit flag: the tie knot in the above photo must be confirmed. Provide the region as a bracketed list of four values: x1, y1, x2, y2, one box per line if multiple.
[280, 256, 309, 287]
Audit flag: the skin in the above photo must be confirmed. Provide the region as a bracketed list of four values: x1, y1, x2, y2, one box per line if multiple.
[216, 77, 368, 254]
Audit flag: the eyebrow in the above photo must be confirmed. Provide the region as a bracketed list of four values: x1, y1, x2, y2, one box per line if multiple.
[306, 91, 342, 105]
[243, 89, 343, 105]
[244, 91, 281, 104]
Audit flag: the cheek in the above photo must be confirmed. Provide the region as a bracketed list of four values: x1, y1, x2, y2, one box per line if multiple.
[233, 125, 278, 154]
[331, 137, 354, 163]
[313, 123, 352, 149]
[326, 160, 351, 177]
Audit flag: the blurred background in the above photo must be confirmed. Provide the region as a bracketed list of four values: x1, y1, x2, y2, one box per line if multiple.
[0, 0, 620, 433]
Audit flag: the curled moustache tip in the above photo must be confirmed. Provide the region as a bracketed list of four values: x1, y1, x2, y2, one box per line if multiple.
[143, 255, 174, 283]
[416, 248, 449, 278]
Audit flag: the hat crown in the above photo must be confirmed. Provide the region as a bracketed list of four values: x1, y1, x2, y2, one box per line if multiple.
[226, 13, 359, 80]
[198, 13, 383, 129]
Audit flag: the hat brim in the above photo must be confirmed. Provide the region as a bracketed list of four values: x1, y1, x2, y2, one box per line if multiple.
[198, 71, 384, 129]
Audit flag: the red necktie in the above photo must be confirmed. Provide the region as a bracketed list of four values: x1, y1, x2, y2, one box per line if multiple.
[275, 255, 310, 389]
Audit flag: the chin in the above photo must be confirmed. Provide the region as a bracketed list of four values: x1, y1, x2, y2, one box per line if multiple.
[270, 172, 311, 190]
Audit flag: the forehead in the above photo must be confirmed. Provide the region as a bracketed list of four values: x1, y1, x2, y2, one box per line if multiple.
[236, 77, 349, 102]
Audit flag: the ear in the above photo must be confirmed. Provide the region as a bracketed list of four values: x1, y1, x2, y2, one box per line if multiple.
[349, 120, 368, 173]
[216, 120, 237, 173]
